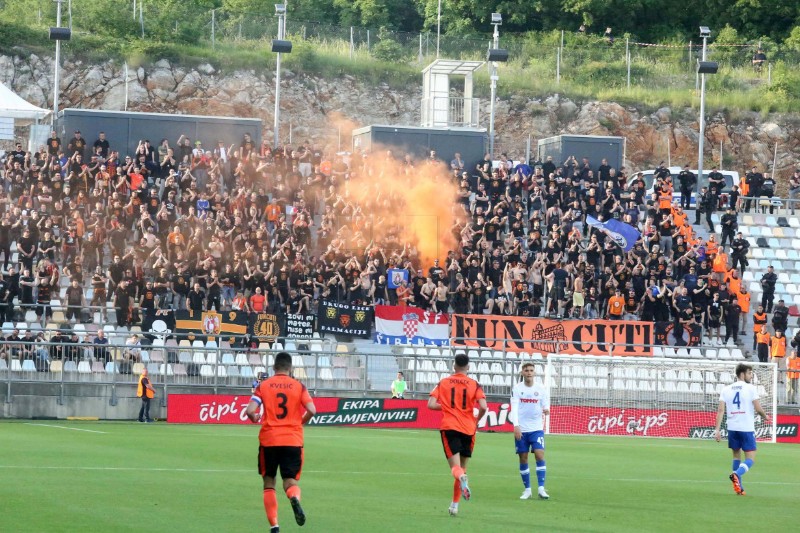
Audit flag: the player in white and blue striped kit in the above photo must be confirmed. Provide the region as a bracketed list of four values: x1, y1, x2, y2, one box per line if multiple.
[714, 363, 770, 496]
[510, 362, 550, 500]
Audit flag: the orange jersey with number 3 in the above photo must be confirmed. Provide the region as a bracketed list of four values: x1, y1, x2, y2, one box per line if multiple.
[431, 374, 486, 435]
[253, 374, 313, 447]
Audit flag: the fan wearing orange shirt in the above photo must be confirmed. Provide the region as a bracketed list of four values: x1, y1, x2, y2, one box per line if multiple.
[246, 352, 316, 533]
[428, 353, 488, 517]
[607, 288, 625, 319]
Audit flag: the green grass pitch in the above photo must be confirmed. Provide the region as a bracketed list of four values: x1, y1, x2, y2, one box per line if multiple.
[1, 421, 797, 532]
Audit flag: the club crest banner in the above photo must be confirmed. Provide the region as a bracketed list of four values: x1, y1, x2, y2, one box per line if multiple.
[317, 301, 373, 338]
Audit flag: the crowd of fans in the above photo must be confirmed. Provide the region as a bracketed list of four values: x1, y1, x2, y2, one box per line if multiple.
[0, 128, 796, 373]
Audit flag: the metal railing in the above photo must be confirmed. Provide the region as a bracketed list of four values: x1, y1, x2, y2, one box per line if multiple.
[420, 97, 481, 128]
[739, 195, 800, 216]
[1, 338, 796, 406]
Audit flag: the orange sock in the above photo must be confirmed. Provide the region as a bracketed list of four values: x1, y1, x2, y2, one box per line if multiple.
[450, 465, 465, 481]
[263, 488, 278, 526]
[452, 479, 461, 503]
[286, 484, 301, 501]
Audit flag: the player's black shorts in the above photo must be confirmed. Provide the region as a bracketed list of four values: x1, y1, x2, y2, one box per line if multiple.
[258, 445, 304, 480]
[440, 430, 475, 459]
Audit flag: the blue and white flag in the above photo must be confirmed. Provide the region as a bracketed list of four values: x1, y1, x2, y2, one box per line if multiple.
[586, 216, 641, 252]
[387, 268, 409, 289]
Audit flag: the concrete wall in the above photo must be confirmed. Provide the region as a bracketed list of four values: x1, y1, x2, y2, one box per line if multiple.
[0, 382, 250, 420]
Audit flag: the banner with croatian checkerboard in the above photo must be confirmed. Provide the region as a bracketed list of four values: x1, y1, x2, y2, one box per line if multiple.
[373, 305, 450, 346]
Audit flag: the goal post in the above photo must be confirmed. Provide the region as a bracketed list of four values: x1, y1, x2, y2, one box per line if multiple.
[544, 355, 778, 443]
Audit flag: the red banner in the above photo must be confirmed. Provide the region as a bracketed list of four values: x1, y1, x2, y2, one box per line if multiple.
[167, 394, 514, 432]
[451, 314, 653, 356]
[167, 394, 799, 444]
[776, 415, 800, 443]
[550, 406, 716, 437]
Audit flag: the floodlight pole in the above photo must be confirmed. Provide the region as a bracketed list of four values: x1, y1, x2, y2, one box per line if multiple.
[697, 33, 708, 199]
[489, 20, 500, 158]
[273, 3, 287, 149]
[52, 0, 64, 124]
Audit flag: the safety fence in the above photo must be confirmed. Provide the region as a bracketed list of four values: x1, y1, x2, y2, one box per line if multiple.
[2, 334, 796, 405]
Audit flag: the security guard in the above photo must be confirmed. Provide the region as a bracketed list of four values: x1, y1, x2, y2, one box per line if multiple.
[756, 325, 771, 364]
[752, 305, 768, 351]
[720, 208, 738, 248]
[770, 330, 787, 382]
[137, 368, 155, 423]
[730, 232, 750, 273]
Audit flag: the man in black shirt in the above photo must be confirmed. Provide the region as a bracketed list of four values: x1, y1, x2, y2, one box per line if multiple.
[67, 130, 87, 159]
[187, 283, 206, 313]
[93, 132, 110, 158]
[730, 232, 750, 273]
[113, 280, 131, 327]
[719, 207, 738, 247]
[64, 279, 85, 322]
[677, 165, 696, 210]
[760, 265, 777, 313]
[744, 167, 763, 213]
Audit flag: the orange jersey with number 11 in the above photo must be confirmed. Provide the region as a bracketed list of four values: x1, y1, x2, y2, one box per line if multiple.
[253, 374, 313, 447]
[431, 374, 486, 435]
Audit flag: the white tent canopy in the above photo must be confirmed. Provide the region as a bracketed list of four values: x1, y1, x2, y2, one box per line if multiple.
[0, 81, 50, 121]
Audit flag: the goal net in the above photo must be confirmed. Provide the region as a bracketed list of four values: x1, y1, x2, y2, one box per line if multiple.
[544, 355, 777, 443]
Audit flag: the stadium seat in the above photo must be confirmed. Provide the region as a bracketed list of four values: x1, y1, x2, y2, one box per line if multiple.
[717, 348, 731, 360]
[104, 362, 116, 374]
[21, 360, 36, 372]
[77, 361, 92, 374]
[221, 353, 235, 366]
[284, 341, 297, 352]
[192, 352, 206, 365]
[235, 353, 250, 366]
[215, 365, 227, 378]
[319, 368, 334, 381]
[199, 365, 214, 377]
[91, 361, 105, 373]
[309, 340, 323, 353]
[248, 353, 262, 366]
[173, 364, 188, 377]
[333, 357, 348, 368]
[240, 366, 254, 379]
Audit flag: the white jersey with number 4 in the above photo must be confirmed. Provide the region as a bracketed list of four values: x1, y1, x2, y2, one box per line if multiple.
[510, 381, 549, 433]
[719, 381, 759, 432]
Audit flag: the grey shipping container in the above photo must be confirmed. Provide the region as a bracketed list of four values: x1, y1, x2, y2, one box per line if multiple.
[537, 134, 625, 172]
[54, 109, 262, 158]
[352, 125, 487, 170]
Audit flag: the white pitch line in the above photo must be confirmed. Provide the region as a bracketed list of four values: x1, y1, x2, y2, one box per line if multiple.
[0, 464, 797, 486]
[24, 423, 106, 434]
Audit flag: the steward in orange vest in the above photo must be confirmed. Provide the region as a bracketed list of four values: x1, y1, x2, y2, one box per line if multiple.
[756, 326, 771, 364]
[787, 351, 800, 404]
[137, 368, 155, 423]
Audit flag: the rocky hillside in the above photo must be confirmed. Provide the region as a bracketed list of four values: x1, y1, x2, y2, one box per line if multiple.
[3, 54, 798, 178]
